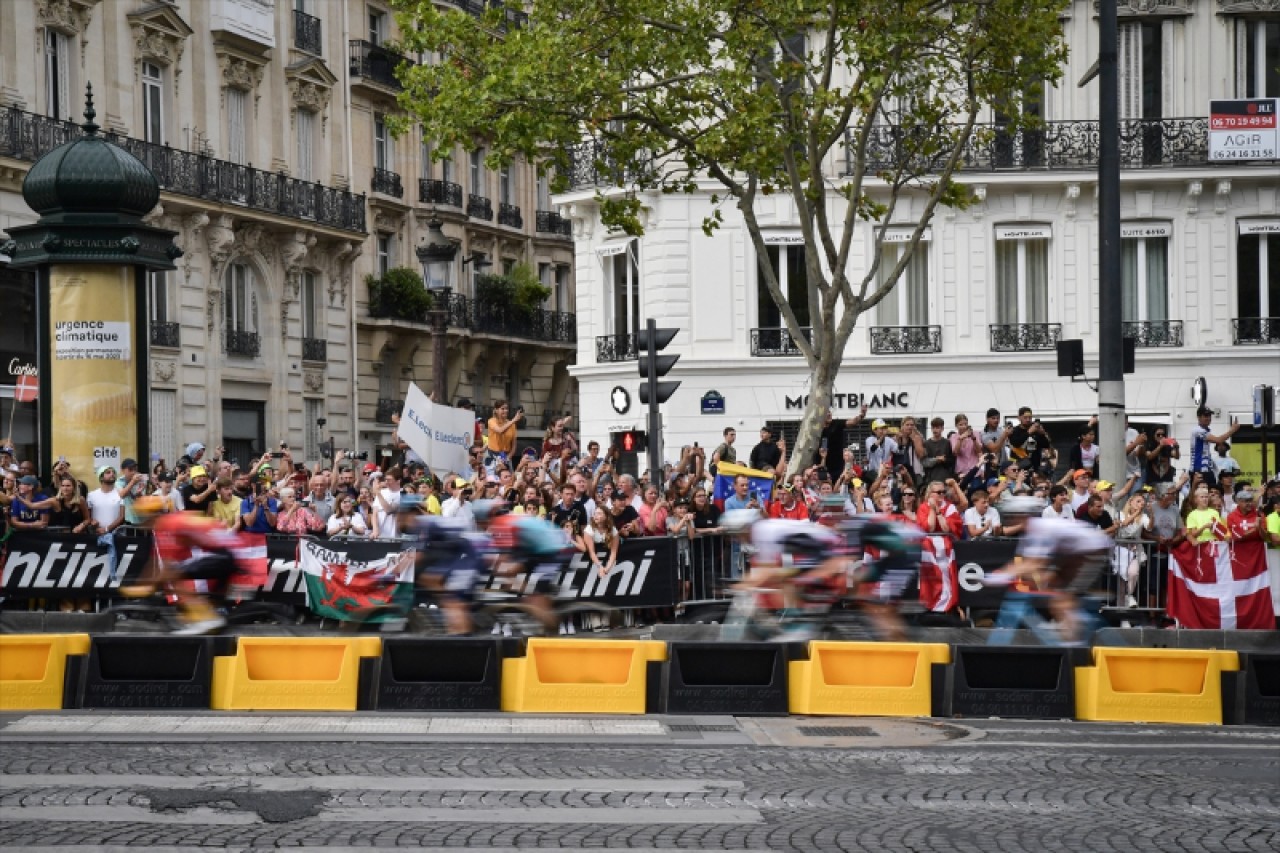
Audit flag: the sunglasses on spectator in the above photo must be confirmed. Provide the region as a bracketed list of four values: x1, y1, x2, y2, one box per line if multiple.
[902, 491, 916, 496]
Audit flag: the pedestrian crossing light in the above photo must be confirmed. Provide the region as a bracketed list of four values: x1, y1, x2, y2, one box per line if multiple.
[613, 430, 645, 453]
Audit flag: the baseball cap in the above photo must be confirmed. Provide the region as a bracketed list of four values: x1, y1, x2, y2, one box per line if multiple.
[1236, 488, 1256, 502]
[453, 477, 471, 489]
[1095, 480, 1115, 491]
[1073, 469, 1091, 480]
[0, 445, 14, 455]
[871, 419, 887, 430]
[1196, 406, 1213, 417]
[362, 462, 379, 473]
[96, 465, 116, 478]
[189, 465, 208, 478]
[120, 458, 138, 470]
[185, 442, 205, 457]
[18, 474, 39, 487]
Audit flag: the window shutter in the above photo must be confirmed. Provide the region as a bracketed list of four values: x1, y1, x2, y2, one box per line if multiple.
[227, 89, 247, 164]
[296, 110, 314, 181]
[1118, 24, 1142, 121]
[150, 389, 178, 468]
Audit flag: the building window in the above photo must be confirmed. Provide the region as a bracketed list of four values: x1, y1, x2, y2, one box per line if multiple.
[373, 114, 391, 171]
[368, 7, 386, 45]
[226, 88, 248, 165]
[142, 62, 165, 145]
[44, 29, 71, 120]
[757, 243, 810, 330]
[376, 234, 393, 276]
[440, 148, 454, 184]
[1237, 223, 1280, 321]
[605, 242, 640, 336]
[420, 136, 431, 179]
[555, 265, 569, 313]
[470, 149, 485, 196]
[1237, 18, 1279, 98]
[499, 164, 512, 205]
[301, 271, 319, 339]
[1121, 225, 1170, 323]
[537, 173, 551, 210]
[225, 263, 258, 335]
[149, 271, 170, 323]
[150, 388, 178, 466]
[875, 234, 930, 326]
[296, 109, 316, 181]
[304, 398, 324, 464]
[1119, 20, 1163, 120]
[994, 226, 1050, 324]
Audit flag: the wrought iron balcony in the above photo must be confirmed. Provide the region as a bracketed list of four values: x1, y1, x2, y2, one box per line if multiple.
[0, 106, 366, 233]
[988, 323, 1062, 352]
[497, 202, 523, 228]
[366, 290, 574, 343]
[293, 9, 322, 54]
[420, 178, 463, 207]
[535, 209, 572, 237]
[566, 137, 654, 190]
[1232, 317, 1280, 345]
[750, 326, 811, 357]
[225, 329, 261, 357]
[467, 194, 493, 220]
[149, 321, 180, 349]
[371, 167, 403, 198]
[375, 397, 400, 424]
[1122, 320, 1183, 348]
[441, 0, 528, 28]
[846, 117, 1213, 176]
[870, 325, 942, 355]
[302, 337, 327, 362]
[349, 40, 413, 90]
[596, 333, 637, 362]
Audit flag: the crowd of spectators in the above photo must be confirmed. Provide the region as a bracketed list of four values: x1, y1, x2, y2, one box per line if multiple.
[3, 400, 1278, 616]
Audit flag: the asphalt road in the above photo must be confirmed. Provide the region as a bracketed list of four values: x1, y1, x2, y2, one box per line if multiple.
[0, 714, 1276, 852]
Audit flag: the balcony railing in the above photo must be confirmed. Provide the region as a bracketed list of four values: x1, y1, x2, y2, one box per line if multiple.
[1123, 320, 1183, 348]
[441, 0, 528, 29]
[846, 117, 1215, 175]
[497, 202, 523, 228]
[1233, 317, 1280, 345]
[750, 326, 811, 357]
[566, 138, 654, 190]
[225, 329, 261, 357]
[535, 209, 572, 237]
[870, 325, 942, 354]
[367, 291, 576, 343]
[375, 397, 400, 424]
[349, 40, 413, 90]
[150, 321, 180, 349]
[372, 167, 403, 198]
[988, 323, 1062, 352]
[293, 9, 322, 54]
[596, 333, 637, 362]
[302, 337, 327, 362]
[467, 194, 493, 220]
[420, 178, 463, 207]
[0, 106, 366, 233]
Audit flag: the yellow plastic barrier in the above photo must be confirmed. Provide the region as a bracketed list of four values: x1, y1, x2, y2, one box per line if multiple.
[501, 638, 667, 714]
[1075, 647, 1240, 725]
[211, 637, 381, 711]
[0, 634, 90, 710]
[789, 641, 950, 717]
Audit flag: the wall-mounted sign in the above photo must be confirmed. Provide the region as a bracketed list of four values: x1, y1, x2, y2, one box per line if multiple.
[1120, 222, 1172, 239]
[1208, 99, 1279, 162]
[700, 390, 725, 415]
[785, 391, 910, 410]
[762, 232, 805, 245]
[879, 226, 933, 243]
[995, 224, 1052, 241]
[610, 385, 631, 415]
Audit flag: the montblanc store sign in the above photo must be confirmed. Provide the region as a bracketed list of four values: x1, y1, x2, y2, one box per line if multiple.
[785, 391, 910, 410]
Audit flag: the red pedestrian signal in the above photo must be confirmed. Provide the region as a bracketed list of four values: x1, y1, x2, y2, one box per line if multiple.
[611, 430, 646, 454]
[622, 432, 635, 452]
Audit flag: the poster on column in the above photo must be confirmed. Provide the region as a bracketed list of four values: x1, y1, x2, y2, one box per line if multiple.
[397, 382, 474, 477]
[48, 265, 138, 479]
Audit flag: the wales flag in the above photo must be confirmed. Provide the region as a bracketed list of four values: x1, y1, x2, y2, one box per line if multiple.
[300, 538, 416, 622]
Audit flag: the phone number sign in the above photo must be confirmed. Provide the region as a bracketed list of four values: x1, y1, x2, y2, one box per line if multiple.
[1208, 99, 1279, 162]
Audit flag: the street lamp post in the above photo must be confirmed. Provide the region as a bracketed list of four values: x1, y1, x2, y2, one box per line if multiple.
[417, 217, 457, 404]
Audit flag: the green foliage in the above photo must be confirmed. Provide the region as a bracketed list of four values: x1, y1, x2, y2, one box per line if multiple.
[475, 263, 552, 319]
[367, 267, 431, 323]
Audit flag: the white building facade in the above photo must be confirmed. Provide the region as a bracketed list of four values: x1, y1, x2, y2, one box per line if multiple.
[561, 0, 1280, 479]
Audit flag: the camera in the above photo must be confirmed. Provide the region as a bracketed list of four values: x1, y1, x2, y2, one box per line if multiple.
[356, 451, 369, 461]
[270, 452, 286, 459]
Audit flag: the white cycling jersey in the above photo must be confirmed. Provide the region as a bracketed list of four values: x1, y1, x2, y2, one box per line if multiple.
[750, 519, 841, 566]
[1018, 516, 1113, 564]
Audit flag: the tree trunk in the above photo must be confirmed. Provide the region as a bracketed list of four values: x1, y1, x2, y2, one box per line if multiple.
[786, 349, 839, 480]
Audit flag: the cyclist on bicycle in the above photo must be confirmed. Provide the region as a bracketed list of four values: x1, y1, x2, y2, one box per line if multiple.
[840, 514, 924, 640]
[720, 506, 846, 611]
[125, 495, 266, 634]
[399, 496, 484, 635]
[986, 496, 1113, 645]
[484, 499, 573, 634]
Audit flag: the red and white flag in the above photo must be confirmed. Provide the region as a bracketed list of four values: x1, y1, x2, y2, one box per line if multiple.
[919, 535, 958, 613]
[1168, 539, 1275, 630]
[13, 372, 38, 403]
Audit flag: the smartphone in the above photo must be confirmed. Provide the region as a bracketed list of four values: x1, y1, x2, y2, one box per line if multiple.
[270, 451, 286, 459]
[693, 441, 699, 449]
[749, 488, 759, 502]
[821, 438, 828, 452]
[57, 455, 67, 464]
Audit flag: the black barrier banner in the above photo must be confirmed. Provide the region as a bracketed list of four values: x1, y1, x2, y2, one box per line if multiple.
[485, 537, 679, 610]
[954, 538, 1020, 609]
[1, 530, 151, 597]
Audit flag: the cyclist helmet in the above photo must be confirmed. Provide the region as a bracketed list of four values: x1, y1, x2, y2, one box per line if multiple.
[1000, 495, 1046, 518]
[720, 508, 759, 536]
[132, 495, 166, 519]
[471, 498, 507, 524]
[398, 494, 424, 513]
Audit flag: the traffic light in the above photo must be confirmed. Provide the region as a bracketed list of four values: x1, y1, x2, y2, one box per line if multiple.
[636, 324, 680, 405]
[612, 430, 646, 454]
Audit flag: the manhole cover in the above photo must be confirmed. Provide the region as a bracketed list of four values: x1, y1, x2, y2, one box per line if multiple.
[798, 726, 877, 737]
[668, 724, 739, 732]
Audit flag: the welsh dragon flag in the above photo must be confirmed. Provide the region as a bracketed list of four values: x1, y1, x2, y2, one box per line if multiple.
[1167, 539, 1275, 630]
[300, 538, 416, 622]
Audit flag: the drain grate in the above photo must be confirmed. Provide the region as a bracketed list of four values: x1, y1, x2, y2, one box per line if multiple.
[798, 726, 878, 737]
[667, 724, 739, 733]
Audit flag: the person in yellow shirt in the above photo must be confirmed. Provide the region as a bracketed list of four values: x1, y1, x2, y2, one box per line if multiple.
[1185, 486, 1223, 543]
[206, 477, 242, 530]
[420, 478, 442, 516]
[486, 400, 523, 462]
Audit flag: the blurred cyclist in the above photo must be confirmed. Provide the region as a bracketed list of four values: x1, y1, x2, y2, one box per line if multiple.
[840, 514, 924, 640]
[398, 495, 483, 635]
[484, 499, 573, 634]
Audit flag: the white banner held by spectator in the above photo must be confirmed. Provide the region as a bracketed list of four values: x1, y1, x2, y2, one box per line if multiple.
[398, 382, 473, 478]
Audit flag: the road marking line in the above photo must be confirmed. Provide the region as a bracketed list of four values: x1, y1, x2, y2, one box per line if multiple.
[0, 774, 745, 793]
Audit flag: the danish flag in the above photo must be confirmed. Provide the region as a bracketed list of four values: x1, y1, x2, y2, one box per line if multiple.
[13, 372, 38, 403]
[1167, 538, 1274, 630]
